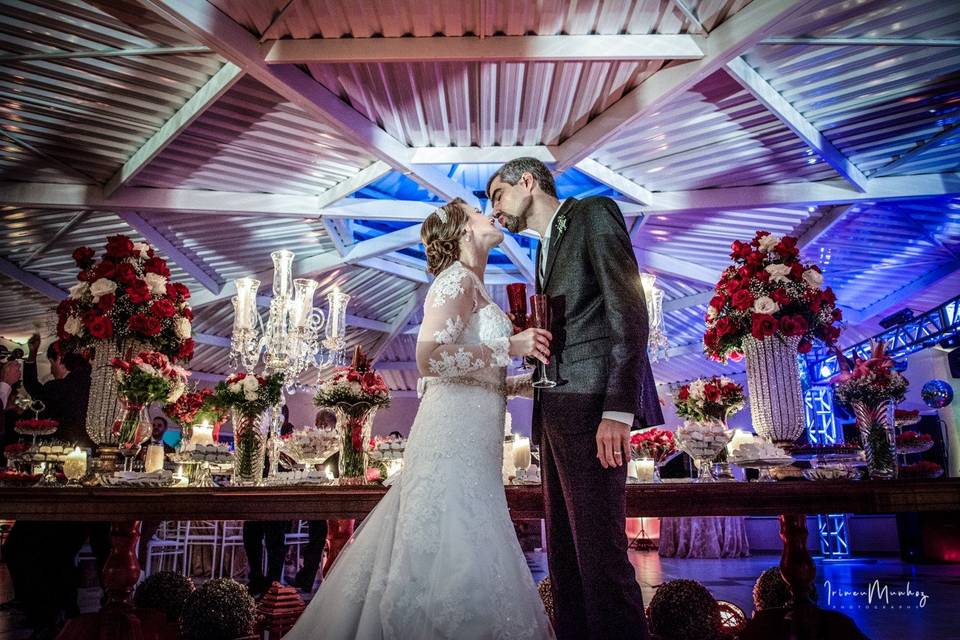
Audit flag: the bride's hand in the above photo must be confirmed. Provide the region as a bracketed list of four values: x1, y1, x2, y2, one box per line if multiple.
[509, 328, 552, 364]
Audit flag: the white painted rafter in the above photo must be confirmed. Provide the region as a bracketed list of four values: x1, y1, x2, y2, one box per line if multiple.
[796, 204, 857, 249]
[634, 249, 719, 285]
[322, 218, 354, 256]
[574, 158, 653, 205]
[871, 122, 960, 178]
[498, 235, 536, 284]
[21, 211, 90, 267]
[264, 35, 704, 64]
[370, 284, 429, 364]
[316, 161, 392, 209]
[139, 0, 478, 207]
[410, 146, 558, 165]
[724, 57, 868, 192]
[104, 62, 244, 197]
[552, 0, 816, 171]
[116, 211, 222, 294]
[848, 261, 960, 324]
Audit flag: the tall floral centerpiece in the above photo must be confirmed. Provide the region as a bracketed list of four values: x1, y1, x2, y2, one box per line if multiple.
[111, 351, 187, 469]
[673, 377, 744, 482]
[212, 373, 283, 485]
[704, 231, 842, 448]
[833, 342, 907, 479]
[314, 346, 391, 484]
[57, 235, 194, 446]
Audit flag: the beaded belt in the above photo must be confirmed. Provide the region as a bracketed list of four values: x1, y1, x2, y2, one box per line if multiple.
[417, 376, 507, 398]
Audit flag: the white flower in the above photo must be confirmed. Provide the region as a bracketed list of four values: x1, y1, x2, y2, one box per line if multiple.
[136, 363, 158, 377]
[64, 316, 83, 336]
[757, 234, 781, 253]
[167, 380, 186, 403]
[132, 242, 151, 257]
[68, 282, 89, 300]
[243, 389, 258, 402]
[174, 317, 191, 340]
[765, 263, 792, 284]
[802, 269, 824, 289]
[89, 278, 117, 301]
[688, 379, 706, 400]
[241, 376, 260, 392]
[144, 272, 167, 295]
[227, 381, 243, 394]
[752, 296, 780, 315]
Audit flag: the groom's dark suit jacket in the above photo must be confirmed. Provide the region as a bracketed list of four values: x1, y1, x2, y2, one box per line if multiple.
[532, 196, 664, 443]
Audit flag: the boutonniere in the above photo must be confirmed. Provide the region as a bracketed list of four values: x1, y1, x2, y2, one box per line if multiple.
[555, 214, 568, 238]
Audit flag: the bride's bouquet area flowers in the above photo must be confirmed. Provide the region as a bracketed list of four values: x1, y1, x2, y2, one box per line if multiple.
[673, 376, 745, 423]
[212, 372, 283, 483]
[56, 235, 195, 361]
[314, 347, 391, 484]
[703, 230, 842, 362]
[111, 351, 188, 445]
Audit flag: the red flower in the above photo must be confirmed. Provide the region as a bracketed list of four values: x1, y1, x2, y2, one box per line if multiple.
[756, 269, 770, 283]
[729, 350, 744, 362]
[142, 317, 162, 336]
[704, 328, 720, 350]
[832, 308, 843, 322]
[151, 298, 176, 319]
[361, 371, 381, 392]
[746, 252, 765, 269]
[821, 325, 841, 345]
[704, 384, 721, 402]
[77, 269, 93, 283]
[722, 382, 740, 394]
[724, 278, 743, 294]
[678, 386, 690, 400]
[86, 315, 113, 340]
[779, 315, 808, 337]
[144, 257, 170, 278]
[96, 293, 116, 313]
[790, 263, 805, 280]
[181, 306, 193, 321]
[709, 294, 726, 311]
[751, 314, 778, 340]
[751, 230, 771, 247]
[114, 263, 138, 287]
[775, 236, 799, 258]
[177, 339, 195, 360]
[798, 339, 813, 354]
[72, 247, 95, 269]
[105, 235, 135, 259]
[731, 290, 755, 311]
[821, 287, 837, 306]
[771, 288, 791, 305]
[91, 260, 115, 281]
[715, 316, 736, 338]
[127, 280, 152, 305]
[173, 283, 190, 300]
[730, 240, 753, 260]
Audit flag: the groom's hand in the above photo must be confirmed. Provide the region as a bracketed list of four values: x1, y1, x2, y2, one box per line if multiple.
[596, 418, 630, 469]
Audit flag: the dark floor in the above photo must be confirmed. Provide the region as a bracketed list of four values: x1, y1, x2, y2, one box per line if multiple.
[3, 551, 959, 639]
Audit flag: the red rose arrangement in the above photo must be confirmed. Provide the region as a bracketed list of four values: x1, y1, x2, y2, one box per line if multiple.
[629, 428, 676, 464]
[899, 460, 943, 479]
[111, 351, 189, 444]
[165, 388, 227, 428]
[895, 431, 932, 448]
[832, 341, 908, 406]
[704, 230, 842, 362]
[3, 443, 30, 456]
[673, 376, 745, 423]
[57, 235, 195, 362]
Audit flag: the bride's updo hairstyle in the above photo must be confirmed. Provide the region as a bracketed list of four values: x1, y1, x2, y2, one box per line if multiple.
[422, 197, 469, 276]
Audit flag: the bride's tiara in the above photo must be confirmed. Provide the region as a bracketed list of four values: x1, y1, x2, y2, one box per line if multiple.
[430, 206, 448, 224]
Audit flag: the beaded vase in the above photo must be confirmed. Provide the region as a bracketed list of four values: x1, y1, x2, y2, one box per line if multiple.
[743, 335, 805, 447]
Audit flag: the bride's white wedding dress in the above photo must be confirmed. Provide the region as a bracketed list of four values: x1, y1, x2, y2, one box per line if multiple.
[285, 261, 555, 640]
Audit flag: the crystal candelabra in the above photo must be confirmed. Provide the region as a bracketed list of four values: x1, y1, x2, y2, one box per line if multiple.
[640, 272, 669, 363]
[229, 250, 352, 391]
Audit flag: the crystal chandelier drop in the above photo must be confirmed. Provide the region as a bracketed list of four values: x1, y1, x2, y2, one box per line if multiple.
[640, 272, 669, 362]
[229, 249, 351, 390]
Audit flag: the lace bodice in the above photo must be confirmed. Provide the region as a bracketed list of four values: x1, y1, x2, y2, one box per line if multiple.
[416, 261, 513, 388]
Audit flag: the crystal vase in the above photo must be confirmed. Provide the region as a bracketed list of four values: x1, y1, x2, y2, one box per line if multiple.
[852, 400, 897, 479]
[86, 339, 147, 446]
[113, 399, 148, 447]
[232, 409, 268, 486]
[334, 404, 378, 485]
[743, 335, 805, 448]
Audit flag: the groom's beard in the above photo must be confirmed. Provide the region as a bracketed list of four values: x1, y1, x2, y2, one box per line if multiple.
[500, 213, 525, 234]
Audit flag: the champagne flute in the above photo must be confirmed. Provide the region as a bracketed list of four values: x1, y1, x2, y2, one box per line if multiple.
[506, 283, 530, 370]
[529, 294, 556, 388]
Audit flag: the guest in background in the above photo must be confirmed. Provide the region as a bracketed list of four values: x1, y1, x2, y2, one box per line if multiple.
[0, 358, 20, 408]
[242, 405, 296, 597]
[293, 408, 338, 593]
[22, 334, 94, 450]
[141, 416, 175, 454]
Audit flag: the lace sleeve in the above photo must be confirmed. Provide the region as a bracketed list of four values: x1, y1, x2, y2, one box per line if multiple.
[416, 264, 512, 378]
[506, 372, 533, 399]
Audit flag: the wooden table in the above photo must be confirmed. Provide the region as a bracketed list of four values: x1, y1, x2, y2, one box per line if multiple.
[3, 479, 958, 639]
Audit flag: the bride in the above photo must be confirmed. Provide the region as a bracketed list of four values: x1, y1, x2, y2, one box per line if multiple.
[284, 198, 556, 639]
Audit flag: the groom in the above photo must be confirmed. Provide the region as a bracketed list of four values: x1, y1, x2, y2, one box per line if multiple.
[488, 158, 663, 639]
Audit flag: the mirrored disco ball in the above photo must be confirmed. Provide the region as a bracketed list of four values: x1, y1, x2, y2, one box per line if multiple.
[921, 379, 954, 409]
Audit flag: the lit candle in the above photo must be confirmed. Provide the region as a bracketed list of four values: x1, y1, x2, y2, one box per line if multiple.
[513, 436, 531, 471]
[324, 465, 334, 481]
[727, 429, 754, 455]
[636, 458, 655, 482]
[144, 444, 165, 473]
[63, 447, 87, 481]
[191, 420, 214, 447]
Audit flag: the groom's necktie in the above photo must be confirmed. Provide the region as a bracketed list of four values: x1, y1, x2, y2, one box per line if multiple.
[539, 236, 550, 281]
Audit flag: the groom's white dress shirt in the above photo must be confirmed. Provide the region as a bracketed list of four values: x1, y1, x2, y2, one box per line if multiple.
[536, 200, 634, 429]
